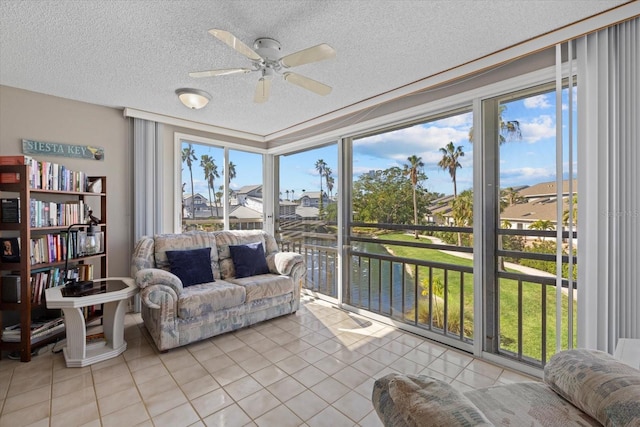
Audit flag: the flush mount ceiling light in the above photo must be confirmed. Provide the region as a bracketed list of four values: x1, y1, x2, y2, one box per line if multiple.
[176, 88, 211, 109]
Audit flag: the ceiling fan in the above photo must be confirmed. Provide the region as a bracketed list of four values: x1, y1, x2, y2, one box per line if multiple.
[190, 29, 336, 103]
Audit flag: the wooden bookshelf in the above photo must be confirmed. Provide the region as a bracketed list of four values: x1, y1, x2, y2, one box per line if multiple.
[0, 163, 108, 362]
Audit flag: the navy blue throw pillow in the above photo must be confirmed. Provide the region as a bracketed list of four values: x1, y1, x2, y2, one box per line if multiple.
[229, 242, 269, 278]
[165, 247, 214, 287]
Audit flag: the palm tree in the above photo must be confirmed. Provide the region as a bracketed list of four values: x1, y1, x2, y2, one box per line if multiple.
[451, 189, 474, 242]
[206, 157, 220, 212]
[324, 166, 334, 199]
[181, 144, 197, 218]
[291, 189, 295, 202]
[285, 189, 290, 201]
[498, 219, 512, 271]
[501, 187, 525, 210]
[200, 155, 216, 217]
[226, 161, 237, 185]
[223, 161, 236, 206]
[563, 194, 578, 226]
[181, 182, 186, 217]
[468, 105, 522, 144]
[403, 155, 425, 239]
[215, 186, 223, 207]
[438, 142, 464, 198]
[315, 159, 327, 212]
[529, 219, 555, 241]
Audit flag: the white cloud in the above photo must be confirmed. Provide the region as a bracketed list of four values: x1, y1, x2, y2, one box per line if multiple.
[520, 115, 555, 143]
[500, 166, 555, 185]
[524, 94, 551, 109]
[434, 112, 473, 128]
[355, 125, 471, 163]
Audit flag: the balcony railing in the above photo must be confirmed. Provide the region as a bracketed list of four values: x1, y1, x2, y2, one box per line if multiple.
[183, 216, 577, 368]
[278, 222, 576, 368]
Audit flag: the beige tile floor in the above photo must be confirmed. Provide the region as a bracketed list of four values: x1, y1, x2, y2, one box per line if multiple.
[0, 296, 536, 427]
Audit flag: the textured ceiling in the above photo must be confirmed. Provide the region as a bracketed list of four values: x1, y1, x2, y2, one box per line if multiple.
[0, 0, 629, 139]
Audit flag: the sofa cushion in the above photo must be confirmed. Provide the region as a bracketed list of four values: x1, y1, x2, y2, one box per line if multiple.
[215, 231, 267, 279]
[154, 232, 220, 278]
[229, 242, 269, 278]
[465, 381, 600, 426]
[166, 247, 214, 287]
[229, 274, 294, 303]
[177, 280, 245, 318]
[373, 373, 494, 427]
[544, 348, 640, 427]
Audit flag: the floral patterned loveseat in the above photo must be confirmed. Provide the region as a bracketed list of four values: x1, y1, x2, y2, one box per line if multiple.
[131, 230, 305, 351]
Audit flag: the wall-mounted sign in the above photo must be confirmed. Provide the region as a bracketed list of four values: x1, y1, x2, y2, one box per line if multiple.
[22, 139, 104, 161]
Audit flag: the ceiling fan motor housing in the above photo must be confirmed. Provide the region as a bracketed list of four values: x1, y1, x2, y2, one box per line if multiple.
[254, 38, 281, 60]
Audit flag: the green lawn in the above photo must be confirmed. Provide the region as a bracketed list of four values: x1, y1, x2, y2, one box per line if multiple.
[378, 232, 577, 362]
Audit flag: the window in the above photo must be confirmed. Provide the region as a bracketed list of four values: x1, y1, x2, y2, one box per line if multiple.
[489, 82, 578, 364]
[228, 149, 264, 230]
[276, 144, 338, 298]
[347, 109, 475, 341]
[179, 140, 264, 232]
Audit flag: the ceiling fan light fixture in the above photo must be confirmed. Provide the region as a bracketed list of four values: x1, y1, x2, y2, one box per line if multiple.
[176, 88, 211, 109]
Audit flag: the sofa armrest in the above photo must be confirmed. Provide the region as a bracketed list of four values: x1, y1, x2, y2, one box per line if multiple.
[372, 373, 494, 427]
[135, 268, 184, 295]
[544, 348, 640, 426]
[270, 252, 304, 277]
[140, 283, 179, 310]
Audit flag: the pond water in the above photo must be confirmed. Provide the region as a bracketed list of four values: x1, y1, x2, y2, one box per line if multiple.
[347, 240, 417, 319]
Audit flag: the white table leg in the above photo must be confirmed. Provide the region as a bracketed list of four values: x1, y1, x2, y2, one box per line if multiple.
[61, 307, 87, 361]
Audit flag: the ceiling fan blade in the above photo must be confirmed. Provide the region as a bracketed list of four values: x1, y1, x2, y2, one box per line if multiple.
[283, 72, 332, 96]
[189, 68, 252, 78]
[280, 44, 336, 68]
[254, 78, 271, 103]
[208, 29, 262, 61]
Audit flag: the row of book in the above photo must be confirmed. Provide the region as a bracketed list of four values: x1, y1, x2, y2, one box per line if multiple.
[29, 199, 87, 228]
[29, 265, 94, 304]
[1, 316, 65, 343]
[0, 197, 89, 227]
[1, 198, 88, 227]
[0, 155, 88, 192]
[30, 267, 63, 304]
[29, 231, 104, 265]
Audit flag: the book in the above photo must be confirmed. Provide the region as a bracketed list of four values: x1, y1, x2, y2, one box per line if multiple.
[85, 330, 106, 350]
[1, 198, 20, 223]
[1, 237, 20, 263]
[0, 155, 32, 184]
[2, 317, 65, 342]
[1, 322, 65, 343]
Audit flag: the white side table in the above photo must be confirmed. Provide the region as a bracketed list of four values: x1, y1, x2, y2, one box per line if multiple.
[45, 277, 138, 367]
[613, 338, 640, 369]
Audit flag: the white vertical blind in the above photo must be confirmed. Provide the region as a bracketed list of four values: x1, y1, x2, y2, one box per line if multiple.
[132, 118, 164, 311]
[555, 44, 564, 352]
[577, 17, 640, 352]
[133, 118, 164, 240]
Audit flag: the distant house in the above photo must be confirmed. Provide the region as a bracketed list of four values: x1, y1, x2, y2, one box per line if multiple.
[185, 184, 324, 222]
[183, 193, 209, 213]
[500, 179, 577, 231]
[235, 185, 262, 204]
[279, 200, 299, 219]
[426, 180, 577, 232]
[299, 191, 329, 208]
[426, 195, 455, 225]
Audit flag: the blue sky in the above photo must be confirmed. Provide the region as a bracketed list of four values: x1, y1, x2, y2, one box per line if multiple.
[183, 88, 577, 199]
